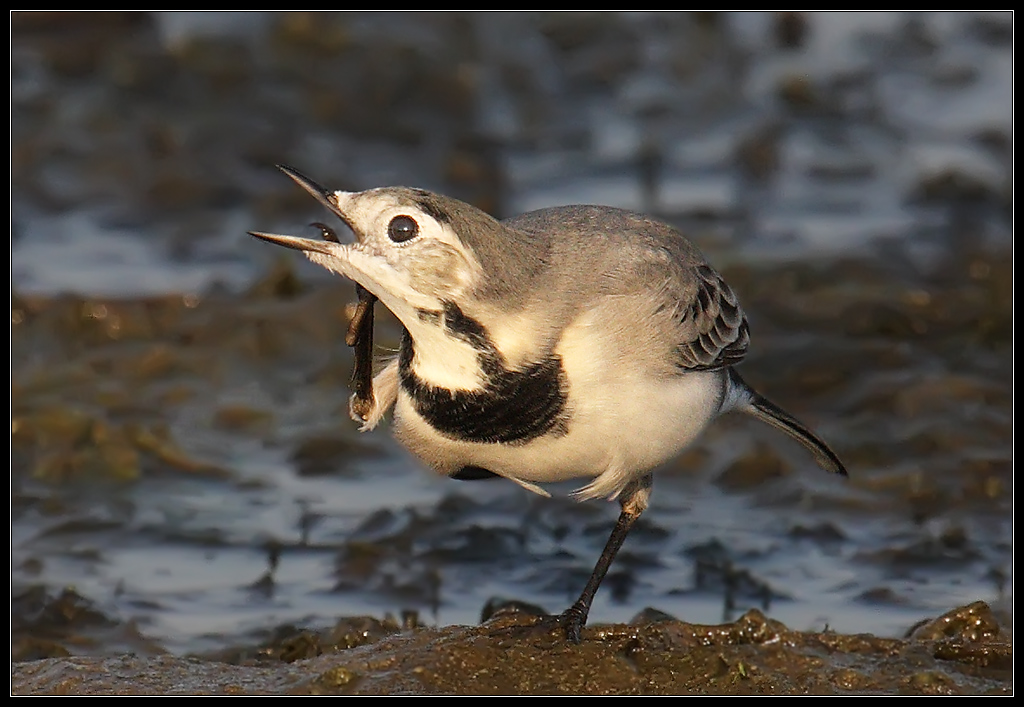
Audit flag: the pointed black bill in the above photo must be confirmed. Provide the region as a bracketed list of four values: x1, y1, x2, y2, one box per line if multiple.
[247, 230, 336, 254]
[276, 164, 354, 229]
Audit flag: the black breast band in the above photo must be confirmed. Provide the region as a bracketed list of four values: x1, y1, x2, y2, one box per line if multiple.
[399, 302, 569, 445]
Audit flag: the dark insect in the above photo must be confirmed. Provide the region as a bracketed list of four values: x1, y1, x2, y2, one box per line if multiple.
[347, 284, 377, 420]
[310, 222, 340, 243]
[310, 222, 377, 418]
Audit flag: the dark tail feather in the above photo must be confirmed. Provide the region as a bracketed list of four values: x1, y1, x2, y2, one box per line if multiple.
[728, 369, 847, 477]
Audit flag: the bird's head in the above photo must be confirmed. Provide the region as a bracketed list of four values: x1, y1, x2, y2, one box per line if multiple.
[250, 165, 504, 324]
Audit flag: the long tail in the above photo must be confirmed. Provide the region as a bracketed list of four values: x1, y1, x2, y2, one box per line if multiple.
[726, 369, 847, 477]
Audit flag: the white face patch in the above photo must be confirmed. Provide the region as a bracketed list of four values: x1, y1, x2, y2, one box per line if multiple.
[282, 187, 486, 347]
[313, 188, 493, 391]
[254, 182, 498, 402]
[331, 189, 483, 300]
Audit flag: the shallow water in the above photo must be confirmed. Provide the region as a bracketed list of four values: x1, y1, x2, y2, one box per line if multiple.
[11, 12, 1012, 662]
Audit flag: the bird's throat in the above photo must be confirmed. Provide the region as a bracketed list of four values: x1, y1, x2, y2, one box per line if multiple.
[398, 301, 570, 445]
[401, 303, 489, 391]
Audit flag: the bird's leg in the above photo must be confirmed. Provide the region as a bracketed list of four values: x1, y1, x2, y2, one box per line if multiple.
[346, 284, 377, 421]
[560, 474, 652, 643]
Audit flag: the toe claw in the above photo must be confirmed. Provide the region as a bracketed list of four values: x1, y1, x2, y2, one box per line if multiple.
[559, 604, 588, 644]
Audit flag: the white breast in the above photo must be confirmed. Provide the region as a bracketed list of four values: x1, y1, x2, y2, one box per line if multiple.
[392, 305, 726, 501]
[404, 314, 484, 391]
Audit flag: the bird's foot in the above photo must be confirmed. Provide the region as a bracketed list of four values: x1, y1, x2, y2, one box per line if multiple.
[558, 602, 590, 644]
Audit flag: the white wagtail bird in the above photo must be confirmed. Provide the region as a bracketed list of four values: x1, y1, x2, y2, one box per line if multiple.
[250, 165, 847, 643]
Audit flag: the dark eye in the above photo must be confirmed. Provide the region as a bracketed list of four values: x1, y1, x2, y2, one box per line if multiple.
[388, 215, 419, 243]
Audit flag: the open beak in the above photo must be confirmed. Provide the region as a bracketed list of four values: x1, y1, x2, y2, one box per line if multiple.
[248, 229, 338, 255]
[248, 165, 354, 254]
[247, 165, 441, 315]
[275, 164, 353, 226]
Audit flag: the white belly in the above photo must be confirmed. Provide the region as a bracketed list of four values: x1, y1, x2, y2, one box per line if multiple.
[393, 366, 724, 501]
[390, 300, 728, 501]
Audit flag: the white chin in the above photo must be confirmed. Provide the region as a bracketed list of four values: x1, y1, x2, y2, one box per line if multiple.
[306, 250, 436, 319]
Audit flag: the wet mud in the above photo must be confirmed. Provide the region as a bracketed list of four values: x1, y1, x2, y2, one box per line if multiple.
[12, 602, 1012, 695]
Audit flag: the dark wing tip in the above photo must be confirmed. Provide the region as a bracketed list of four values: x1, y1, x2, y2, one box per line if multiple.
[730, 369, 849, 478]
[816, 443, 849, 477]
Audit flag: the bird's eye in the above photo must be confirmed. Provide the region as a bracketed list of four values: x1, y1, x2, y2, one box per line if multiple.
[388, 215, 419, 243]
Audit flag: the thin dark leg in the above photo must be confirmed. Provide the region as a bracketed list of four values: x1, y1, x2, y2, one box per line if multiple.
[559, 478, 649, 643]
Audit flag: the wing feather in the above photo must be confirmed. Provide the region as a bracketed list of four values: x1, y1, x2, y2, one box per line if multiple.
[675, 264, 749, 371]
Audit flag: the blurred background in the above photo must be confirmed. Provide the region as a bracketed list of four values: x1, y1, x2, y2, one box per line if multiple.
[11, 12, 1012, 659]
